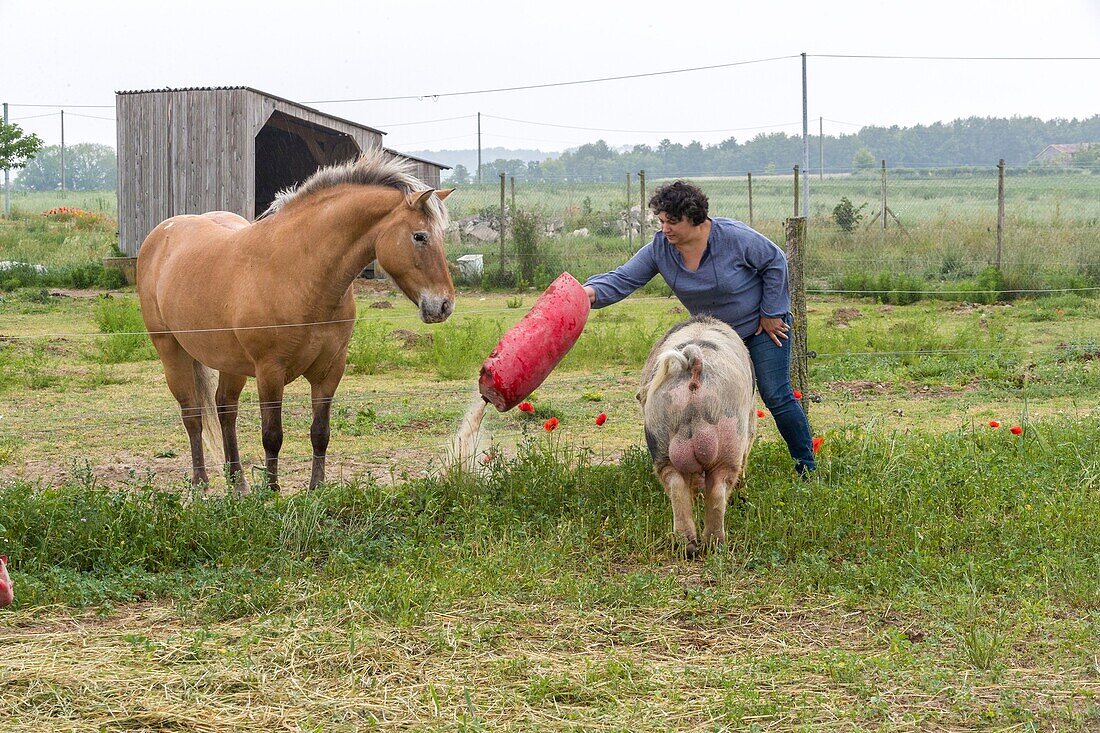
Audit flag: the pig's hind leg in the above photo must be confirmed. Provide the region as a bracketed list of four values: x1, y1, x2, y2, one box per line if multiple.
[658, 464, 701, 556]
[701, 466, 738, 548]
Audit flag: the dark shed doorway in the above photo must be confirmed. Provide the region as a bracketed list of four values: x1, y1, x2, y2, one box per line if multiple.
[254, 111, 361, 217]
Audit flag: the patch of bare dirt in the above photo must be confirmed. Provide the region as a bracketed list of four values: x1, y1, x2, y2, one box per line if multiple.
[368, 300, 393, 309]
[48, 289, 112, 299]
[827, 307, 863, 328]
[352, 278, 396, 297]
[826, 379, 978, 400]
[827, 380, 894, 398]
[390, 328, 432, 347]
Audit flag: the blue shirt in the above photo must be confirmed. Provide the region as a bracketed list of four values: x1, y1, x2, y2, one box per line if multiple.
[584, 217, 790, 338]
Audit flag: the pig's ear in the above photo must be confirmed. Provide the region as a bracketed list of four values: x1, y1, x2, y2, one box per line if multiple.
[634, 389, 643, 405]
[0, 555, 6, 564]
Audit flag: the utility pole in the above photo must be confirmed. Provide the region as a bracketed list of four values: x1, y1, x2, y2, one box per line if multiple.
[60, 110, 66, 192]
[801, 52, 809, 218]
[477, 112, 482, 184]
[819, 116, 824, 180]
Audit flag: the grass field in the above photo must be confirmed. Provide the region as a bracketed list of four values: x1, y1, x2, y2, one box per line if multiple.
[0, 183, 1098, 730]
[1, 280, 1099, 730]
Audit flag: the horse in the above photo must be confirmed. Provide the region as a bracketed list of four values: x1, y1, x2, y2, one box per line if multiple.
[137, 149, 455, 491]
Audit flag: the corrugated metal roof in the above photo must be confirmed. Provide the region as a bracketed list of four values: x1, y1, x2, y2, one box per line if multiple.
[385, 147, 451, 171]
[115, 86, 388, 138]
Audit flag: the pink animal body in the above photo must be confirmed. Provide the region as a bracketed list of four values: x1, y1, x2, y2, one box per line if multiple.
[0, 555, 13, 608]
[639, 316, 756, 555]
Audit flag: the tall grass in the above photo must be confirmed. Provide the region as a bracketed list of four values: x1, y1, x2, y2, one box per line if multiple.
[88, 296, 157, 363]
[1, 415, 1097, 618]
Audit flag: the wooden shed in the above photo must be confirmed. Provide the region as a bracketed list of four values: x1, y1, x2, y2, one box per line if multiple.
[114, 86, 448, 257]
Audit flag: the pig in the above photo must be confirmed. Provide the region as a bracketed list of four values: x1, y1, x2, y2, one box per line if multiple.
[0, 555, 13, 608]
[638, 316, 757, 556]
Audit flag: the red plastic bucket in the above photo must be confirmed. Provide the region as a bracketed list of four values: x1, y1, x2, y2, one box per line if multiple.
[479, 272, 590, 411]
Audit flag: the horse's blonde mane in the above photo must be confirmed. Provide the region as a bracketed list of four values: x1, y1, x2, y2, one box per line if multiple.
[261, 148, 448, 229]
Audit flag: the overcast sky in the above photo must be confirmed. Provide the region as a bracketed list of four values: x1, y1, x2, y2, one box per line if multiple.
[3, 0, 1098, 155]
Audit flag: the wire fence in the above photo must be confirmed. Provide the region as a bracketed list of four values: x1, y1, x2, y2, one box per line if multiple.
[440, 164, 1100, 296]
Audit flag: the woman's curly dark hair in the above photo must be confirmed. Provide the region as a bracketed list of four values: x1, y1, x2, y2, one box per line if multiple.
[648, 180, 709, 225]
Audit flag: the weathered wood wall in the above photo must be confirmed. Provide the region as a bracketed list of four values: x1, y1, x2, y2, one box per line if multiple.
[116, 87, 445, 256]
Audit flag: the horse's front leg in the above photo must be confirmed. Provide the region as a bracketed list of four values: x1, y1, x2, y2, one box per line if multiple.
[256, 374, 286, 491]
[308, 387, 334, 490]
[306, 358, 347, 490]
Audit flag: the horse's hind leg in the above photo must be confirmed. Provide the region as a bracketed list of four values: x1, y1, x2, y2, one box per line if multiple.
[150, 335, 209, 487]
[217, 372, 249, 492]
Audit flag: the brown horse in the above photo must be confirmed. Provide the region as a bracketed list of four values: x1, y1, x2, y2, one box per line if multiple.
[137, 149, 455, 491]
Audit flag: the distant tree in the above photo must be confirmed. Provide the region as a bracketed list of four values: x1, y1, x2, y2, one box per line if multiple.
[852, 147, 876, 171]
[0, 119, 44, 172]
[1073, 143, 1100, 170]
[448, 163, 470, 184]
[16, 143, 117, 191]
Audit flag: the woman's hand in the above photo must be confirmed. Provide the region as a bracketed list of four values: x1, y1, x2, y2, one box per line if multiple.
[755, 316, 789, 347]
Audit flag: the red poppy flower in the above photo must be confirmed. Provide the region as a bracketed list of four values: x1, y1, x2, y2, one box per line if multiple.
[544, 417, 558, 432]
[989, 420, 1000, 428]
[812, 436, 824, 454]
[756, 410, 765, 418]
[1010, 425, 1023, 435]
[793, 390, 802, 399]
[518, 401, 534, 413]
[595, 413, 607, 426]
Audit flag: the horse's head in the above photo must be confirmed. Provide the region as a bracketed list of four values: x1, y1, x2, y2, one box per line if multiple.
[375, 188, 457, 323]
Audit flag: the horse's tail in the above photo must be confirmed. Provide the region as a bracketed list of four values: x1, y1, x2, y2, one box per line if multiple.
[192, 363, 225, 470]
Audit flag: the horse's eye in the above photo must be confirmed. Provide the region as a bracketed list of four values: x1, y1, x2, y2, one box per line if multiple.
[412, 231, 429, 244]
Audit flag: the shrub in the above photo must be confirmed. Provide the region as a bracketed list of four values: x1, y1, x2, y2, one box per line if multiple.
[512, 209, 541, 286]
[832, 197, 867, 233]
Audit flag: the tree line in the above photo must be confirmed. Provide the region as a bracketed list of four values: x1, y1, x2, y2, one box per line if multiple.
[461, 115, 1100, 182]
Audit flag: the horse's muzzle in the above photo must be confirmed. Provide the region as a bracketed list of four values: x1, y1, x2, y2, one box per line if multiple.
[419, 293, 454, 323]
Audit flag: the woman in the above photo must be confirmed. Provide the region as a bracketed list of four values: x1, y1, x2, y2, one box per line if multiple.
[583, 180, 816, 475]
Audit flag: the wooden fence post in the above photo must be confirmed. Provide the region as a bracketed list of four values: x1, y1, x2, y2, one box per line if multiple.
[996, 159, 1005, 271]
[626, 172, 633, 254]
[785, 216, 809, 418]
[499, 173, 506, 277]
[793, 165, 800, 217]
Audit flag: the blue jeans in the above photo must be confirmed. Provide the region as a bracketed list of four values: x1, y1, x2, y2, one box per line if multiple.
[743, 315, 816, 474]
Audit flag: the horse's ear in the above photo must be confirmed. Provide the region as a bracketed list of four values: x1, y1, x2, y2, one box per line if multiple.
[436, 188, 455, 201]
[406, 189, 435, 210]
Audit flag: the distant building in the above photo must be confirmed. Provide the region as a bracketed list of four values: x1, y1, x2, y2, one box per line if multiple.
[1032, 143, 1097, 165]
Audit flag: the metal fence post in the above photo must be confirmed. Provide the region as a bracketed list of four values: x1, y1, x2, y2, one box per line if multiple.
[639, 169, 646, 237]
[748, 172, 753, 227]
[785, 216, 809, 418]
[997, 159, 1005, 271]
